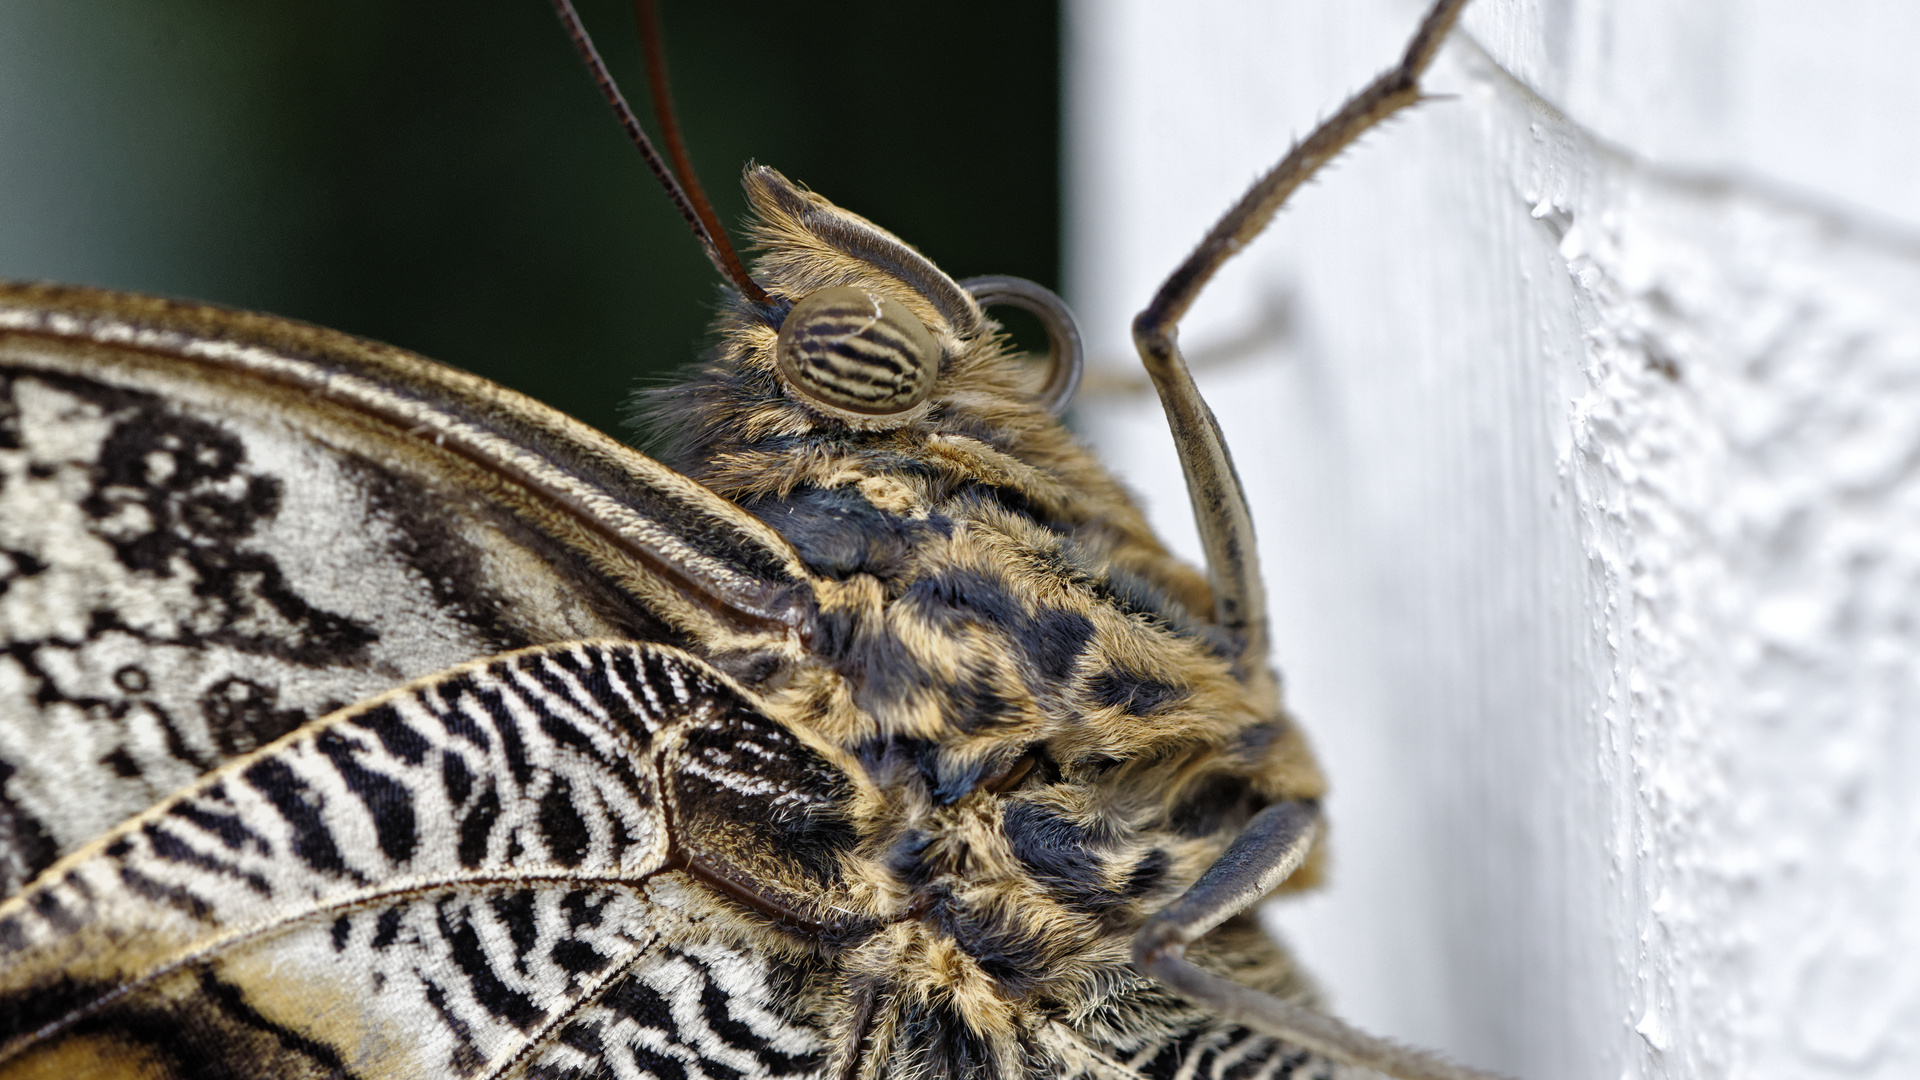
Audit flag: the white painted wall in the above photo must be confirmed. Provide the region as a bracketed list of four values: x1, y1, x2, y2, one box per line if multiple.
[1066, 3, 1920, 1078]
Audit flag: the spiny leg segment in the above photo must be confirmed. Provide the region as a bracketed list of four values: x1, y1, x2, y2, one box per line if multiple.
[1132, 0, 1471, 699]
[1130, 3, 1514, 1079]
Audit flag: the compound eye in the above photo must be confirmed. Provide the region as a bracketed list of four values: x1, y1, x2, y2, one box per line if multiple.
[775, 286, 940, 420]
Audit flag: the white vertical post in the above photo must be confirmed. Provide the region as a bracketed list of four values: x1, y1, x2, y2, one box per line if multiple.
[1067, 3, 1920, 1078]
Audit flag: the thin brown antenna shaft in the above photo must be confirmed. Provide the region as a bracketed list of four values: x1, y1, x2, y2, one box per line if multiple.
[548, 0, 772, 305]
[631, 0, 764, 304]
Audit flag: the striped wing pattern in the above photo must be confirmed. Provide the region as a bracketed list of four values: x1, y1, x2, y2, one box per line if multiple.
[528, 938, 825, 1080]
[0, 641, 837, 1080]
[1111, 1024, 1335, 1080]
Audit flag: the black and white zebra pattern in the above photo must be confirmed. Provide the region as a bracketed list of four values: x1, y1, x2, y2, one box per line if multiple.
[0, 641, 838, 1080]
[1115, 1023, 1341, 1080]
[525, 936, 825, 1080]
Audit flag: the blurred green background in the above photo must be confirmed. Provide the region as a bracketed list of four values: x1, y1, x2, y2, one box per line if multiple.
[0, 0, 1059, 440]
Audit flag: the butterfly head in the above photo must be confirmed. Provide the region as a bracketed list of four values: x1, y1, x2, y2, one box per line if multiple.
[646, 167, 1079, 455]
[739, 164, 990, 420]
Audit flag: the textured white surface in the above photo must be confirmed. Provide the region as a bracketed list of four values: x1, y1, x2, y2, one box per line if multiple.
[1067, 2, 1920, 1078]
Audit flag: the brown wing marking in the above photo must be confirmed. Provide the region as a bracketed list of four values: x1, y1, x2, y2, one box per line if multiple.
[0, 281, 816, 638]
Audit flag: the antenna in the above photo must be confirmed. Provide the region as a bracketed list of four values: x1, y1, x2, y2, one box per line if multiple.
[548, 0, 773, 307]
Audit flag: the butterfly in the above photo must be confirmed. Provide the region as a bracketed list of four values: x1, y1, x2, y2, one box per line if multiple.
[0, 1, 1508, 1078]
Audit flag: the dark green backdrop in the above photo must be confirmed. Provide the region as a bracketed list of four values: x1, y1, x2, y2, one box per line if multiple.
[0, 0, 1059, 440]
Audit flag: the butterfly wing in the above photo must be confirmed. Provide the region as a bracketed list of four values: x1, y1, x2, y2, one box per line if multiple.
[0, 640, 855, 1080]
[0, 282, 817, 895]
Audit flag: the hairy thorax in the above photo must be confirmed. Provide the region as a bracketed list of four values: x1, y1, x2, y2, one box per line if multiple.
[652, 259, 1327, 1072]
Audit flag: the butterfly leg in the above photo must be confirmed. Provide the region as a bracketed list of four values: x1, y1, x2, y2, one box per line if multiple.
[1129, 0, 1471, 696]
[1132, 800, 1508, 1080]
